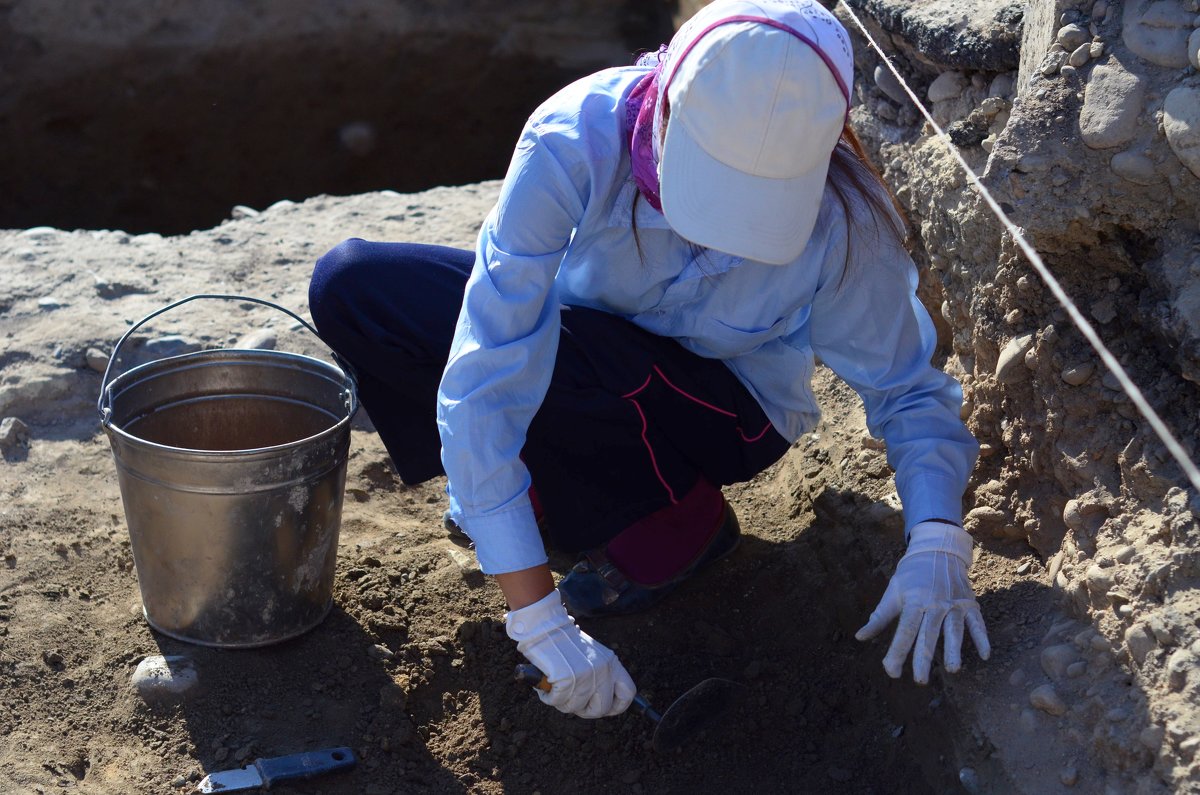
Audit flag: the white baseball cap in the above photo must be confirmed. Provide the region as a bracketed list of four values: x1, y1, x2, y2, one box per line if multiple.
[658, 0, 854, 265]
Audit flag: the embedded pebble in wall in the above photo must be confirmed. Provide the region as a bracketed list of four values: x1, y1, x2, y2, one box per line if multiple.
[1057, 23, 1091, 50]
[1092, 0, 1108, 20]
[927, 71, 966, 103]
[1163, 87, 1200, 178]
[1110, 150, 1158, 184]
[1069, 42, 1092, 67]
[988, 73, 1014, 99]
[1040, 49, 1069, 76]
[1079, 63, 1148, 149]
[1061, 362, 1095, 385]
[995, 334, 1035, 383]
[874, 64, 908, 105]
[1122, 0, 1194, 68]
[1190, 29, 1200, 70]
[1089, 39, 1105, 58]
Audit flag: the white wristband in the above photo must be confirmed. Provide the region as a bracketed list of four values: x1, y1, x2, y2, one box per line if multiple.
[906, 521, 973, 565]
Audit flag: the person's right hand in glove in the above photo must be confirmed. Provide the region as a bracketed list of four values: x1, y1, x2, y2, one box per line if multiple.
[506, 589, 636, 718]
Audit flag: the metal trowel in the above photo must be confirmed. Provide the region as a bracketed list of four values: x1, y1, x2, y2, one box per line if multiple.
[515, 663, 743, 752]
[196, 747, 355, 792]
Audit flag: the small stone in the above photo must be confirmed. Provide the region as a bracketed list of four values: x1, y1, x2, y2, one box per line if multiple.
[85, 348, 110, 373]
[444, 546, 480, 575]
[1167, 649, 1193, 691]
[874, 64, 907, 105]
[1030, 684, 1067, 716]
[1060, 763, 1079, 787]
[1020, 708, 1038, 732]
[213, 747, 229, 762]
[37, 297, 67, 310]
[988, 74, 1014, 99]
[131, 655, 199, 703]
[1061, 362, 1094, 385]
[1057, 23, 1090, 50]
[1113, 545, 1136, 564]
[1124, 623, 1157, 665]
[1066, 661, 1087, 678]
[1090, 297, 1117, 324]
[927, 72, 966, 103]
[1016, 560, 1032, 575]
[1040, 50, 1069, 76]
[1008, 668, 1027, 686]
[1110, 151, 1157, 185]
[0, 417, 31, 454]
[1068, 42, 1092, 67]
[995, 334, 1035, 383]
[1089, 40, 1104, 59]
[230, 205, 260, 220]
[1190, 29, 1200, 71]
[1042, 644, 1082, 681]
[958, 768, 980, 794]
[235, 329, 277, 351]
[367, 644, 394, 661]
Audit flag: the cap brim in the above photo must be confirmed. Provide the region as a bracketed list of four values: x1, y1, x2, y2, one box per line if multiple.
[660, 120, 830, 266]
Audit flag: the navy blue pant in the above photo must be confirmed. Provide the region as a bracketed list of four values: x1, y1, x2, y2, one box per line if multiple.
[308, 240, 790, 554]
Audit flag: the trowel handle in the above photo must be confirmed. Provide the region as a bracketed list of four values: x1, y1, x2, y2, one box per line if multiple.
[513, 663, 661, 722]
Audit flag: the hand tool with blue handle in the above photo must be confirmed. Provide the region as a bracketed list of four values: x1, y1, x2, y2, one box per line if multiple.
[196, 747, 356, 792]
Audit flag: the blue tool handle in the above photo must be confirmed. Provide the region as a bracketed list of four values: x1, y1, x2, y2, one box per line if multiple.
[255, 747, 356, 788]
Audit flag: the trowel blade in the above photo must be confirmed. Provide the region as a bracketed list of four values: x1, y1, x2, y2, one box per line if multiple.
[653, 677, 745, 752]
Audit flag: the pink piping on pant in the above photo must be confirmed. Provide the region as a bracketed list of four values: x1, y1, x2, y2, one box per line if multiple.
[622, 365, 776, 503]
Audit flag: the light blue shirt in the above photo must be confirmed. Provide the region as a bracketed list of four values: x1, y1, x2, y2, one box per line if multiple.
[437, 66, 978, 575]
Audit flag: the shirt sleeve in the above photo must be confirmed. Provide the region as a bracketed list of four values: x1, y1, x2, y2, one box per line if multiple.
[807, 205, 979, 534]
[436, 117, 588, 575]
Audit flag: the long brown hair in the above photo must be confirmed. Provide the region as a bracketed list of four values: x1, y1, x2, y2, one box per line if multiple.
[826, 123, 908, 269]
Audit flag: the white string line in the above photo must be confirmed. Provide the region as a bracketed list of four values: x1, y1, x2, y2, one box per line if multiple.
[836, 0, 1200, 496]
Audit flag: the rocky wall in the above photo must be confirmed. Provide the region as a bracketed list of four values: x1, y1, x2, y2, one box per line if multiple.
[842, 0, 1200, 790]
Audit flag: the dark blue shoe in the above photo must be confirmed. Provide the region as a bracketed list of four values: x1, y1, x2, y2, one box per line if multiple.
[558, 501, 741, 618]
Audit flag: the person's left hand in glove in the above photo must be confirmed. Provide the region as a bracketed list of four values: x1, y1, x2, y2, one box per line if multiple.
[855, 520, 991, 684]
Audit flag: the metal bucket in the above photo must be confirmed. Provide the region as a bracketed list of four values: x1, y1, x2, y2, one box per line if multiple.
[98, 295, 358, 648]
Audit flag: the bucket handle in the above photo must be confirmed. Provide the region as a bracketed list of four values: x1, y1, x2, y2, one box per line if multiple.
[97, 293, 358, 426]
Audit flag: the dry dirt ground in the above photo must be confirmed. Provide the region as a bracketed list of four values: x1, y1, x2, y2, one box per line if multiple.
[0, 187, 1063, 794]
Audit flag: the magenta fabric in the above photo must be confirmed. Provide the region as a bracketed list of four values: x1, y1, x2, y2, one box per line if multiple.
[626, 48, 666, 212]
[605, 476, 726, 586]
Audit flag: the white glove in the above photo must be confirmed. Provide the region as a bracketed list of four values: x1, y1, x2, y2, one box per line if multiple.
[855, 521, 991, 684]
[506, 590, 636, 718]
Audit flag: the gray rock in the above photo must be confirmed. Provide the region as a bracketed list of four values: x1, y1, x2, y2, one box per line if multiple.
[1190, 28, 1200, 71]
[1139, 724, 1165, 750]
[131, 655, 198, 703]
[1039, 49, 1069, 76]
[1061, 362, 1095, 385]
[142, 335, 201, 359]
[1056, 23, 1090, 50]
[37, 296, 67, 310]
[1041, 644, 1082, 681]
[928, 71, 966, 103]
[1166, 649, 1193, 691]
[1079, 63, 1147, 149]
[0, 417, 31, 454]
[235, 329, 278, 350]
[231, 205, 260, 220]
[1163, 87, 1200, 179]
[1110, 151, 1158, 185]
[1030, 684, 1067, 716]
[85, 348, 110, 373]
[874, 64, 908, 105]
[1066, 661, 1087, 677]
[996, 334, 1035, 383]
[1122, 0, 1193, 68]
[988, 73, 1015, 98]
[1124, 622, 1157, 665]
[1068, 42, 1091, 67]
